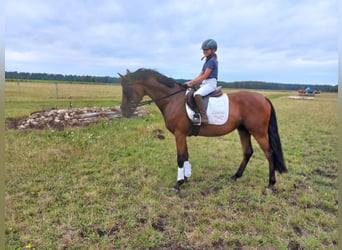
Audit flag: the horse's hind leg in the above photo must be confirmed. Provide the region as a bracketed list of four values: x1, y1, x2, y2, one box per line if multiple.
[231, 126, 253, 181]
[254, 135, 276, 189]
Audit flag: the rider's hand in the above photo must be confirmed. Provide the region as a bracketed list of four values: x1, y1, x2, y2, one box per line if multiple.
[184, 81, 192, 88]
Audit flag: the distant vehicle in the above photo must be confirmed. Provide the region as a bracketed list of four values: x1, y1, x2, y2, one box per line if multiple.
[297, 87, 320, 96]
[305, 87, 314, 94]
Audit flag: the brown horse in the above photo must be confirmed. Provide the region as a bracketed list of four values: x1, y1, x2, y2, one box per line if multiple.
[119, 68, 287, 192]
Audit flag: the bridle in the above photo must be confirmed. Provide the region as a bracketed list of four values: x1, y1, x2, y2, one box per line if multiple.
[128, 86, 186, 108]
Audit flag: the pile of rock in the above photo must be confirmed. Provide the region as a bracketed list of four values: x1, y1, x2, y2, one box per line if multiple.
[6, 106, 148, 130]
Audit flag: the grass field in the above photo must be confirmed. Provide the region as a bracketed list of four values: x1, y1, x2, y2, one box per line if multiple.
[5, 81, 338, 249]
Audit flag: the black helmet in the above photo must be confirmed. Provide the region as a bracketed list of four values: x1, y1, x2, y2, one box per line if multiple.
[201, 39, 217, 50]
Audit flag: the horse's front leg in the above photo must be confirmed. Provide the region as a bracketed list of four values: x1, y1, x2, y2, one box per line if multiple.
[173, 133, 192, 193]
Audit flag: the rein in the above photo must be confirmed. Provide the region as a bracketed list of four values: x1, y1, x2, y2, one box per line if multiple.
[133, 87, 186, 107]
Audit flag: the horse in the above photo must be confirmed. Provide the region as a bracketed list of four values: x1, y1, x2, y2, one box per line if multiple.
[118, 68, 287, 192]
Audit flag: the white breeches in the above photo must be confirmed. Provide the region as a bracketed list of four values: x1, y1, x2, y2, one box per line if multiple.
[193, 78, 217, 96]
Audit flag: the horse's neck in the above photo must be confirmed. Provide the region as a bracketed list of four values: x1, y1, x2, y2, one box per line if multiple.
[144, 79, 177, 100]
[144, 80, 183, 113]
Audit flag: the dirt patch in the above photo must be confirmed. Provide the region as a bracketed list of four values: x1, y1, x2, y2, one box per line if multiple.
[225, 239, 244, 249]
[6, 106, 148, 131]
[287, 240, 303, 250]
[292, 225, 306, 237]
[152, 214, 168, 232]
[312, 167, 337, 179]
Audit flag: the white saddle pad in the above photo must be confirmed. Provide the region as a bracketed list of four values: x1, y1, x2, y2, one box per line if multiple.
[185, 93, 229, 125]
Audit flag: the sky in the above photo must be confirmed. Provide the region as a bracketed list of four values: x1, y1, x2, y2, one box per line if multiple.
[5, 0, 338, 85]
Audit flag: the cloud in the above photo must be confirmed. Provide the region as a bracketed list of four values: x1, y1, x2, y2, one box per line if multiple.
[5, 0, 337, 84]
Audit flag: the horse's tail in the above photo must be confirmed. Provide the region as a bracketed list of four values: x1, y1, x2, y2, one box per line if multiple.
[266, 98, 288, 173]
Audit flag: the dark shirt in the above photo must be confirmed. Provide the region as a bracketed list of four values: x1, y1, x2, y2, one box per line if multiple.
[202, 53, 218, 79]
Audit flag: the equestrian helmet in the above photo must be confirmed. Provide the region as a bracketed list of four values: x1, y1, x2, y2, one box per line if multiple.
[201, 39, 217, 50]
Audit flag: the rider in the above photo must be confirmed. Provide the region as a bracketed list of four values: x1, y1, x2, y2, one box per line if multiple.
[184, 39, 218, 125]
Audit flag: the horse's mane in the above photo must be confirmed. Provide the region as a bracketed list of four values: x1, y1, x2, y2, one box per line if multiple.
[131, 68, 178, 88]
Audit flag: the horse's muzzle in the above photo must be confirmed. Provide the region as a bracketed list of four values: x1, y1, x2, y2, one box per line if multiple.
[120, 105, 135, 117]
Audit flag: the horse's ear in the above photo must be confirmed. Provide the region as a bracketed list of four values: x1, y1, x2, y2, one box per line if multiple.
[118, 73, 123, 78]
[126, 69, 131, 74]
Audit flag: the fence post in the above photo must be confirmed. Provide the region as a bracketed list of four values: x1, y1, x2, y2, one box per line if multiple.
[17, 81, 21, 95]
[55, 82, 59, 99]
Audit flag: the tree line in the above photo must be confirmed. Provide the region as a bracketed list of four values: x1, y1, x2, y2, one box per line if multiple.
[5, 71, 118, 84]
[217, 80, 338, 92]
[5, 71, 338, 92]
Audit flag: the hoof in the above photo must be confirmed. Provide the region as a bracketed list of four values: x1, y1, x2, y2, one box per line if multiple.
[231, 175, 237, 181]
[265, 185, 275, 194]
[172, 180, 184, 193]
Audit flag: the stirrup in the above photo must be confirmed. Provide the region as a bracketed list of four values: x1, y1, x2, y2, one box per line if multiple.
[192, 113, 201, 125]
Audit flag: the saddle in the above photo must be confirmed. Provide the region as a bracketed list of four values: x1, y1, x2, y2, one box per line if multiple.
[185, 86, 223, 111]
[185, 86, 229, 135]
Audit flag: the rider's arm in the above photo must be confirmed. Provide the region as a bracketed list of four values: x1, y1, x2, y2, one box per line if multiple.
[185, 67, 212, 87]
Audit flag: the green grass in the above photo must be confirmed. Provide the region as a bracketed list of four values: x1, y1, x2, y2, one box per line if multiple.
[5, 81, 121, 118]
[5, 81, 338, 249]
